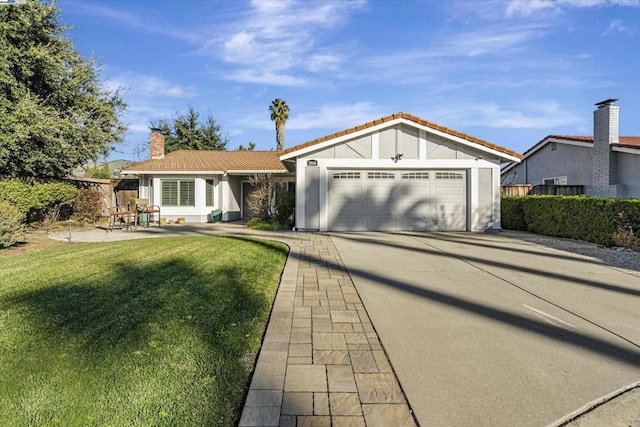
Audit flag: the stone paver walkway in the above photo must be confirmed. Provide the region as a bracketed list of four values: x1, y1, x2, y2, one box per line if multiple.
[239, 232, 416, 427]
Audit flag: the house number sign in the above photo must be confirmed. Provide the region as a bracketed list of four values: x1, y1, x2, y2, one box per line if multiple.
[307, 160, 318, 166]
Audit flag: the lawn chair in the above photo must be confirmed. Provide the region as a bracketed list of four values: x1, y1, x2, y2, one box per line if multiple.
[107, 204, 135, 232]
[134, 198, 161, 228]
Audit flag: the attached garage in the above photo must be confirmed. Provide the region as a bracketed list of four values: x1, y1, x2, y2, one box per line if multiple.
[280, 113, 522, 232]
[328, 170, 466, 231]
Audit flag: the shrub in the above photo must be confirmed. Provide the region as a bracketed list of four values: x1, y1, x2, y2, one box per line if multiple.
[0, 179, 78, 223]
[275, 191, 295, 224]
[247, 174, 275, 219]
[247, 218, 290, 231]
[0, 201, 25, 249]
[73, 187, 103, 223]
[501, 195, 640, 248]
[500, 197, 526, 231]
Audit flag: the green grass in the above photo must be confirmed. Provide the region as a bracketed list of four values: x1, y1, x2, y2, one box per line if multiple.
[0, 236, 288, 426]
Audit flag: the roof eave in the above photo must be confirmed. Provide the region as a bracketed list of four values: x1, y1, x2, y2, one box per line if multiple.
[122, 170, 225, 175]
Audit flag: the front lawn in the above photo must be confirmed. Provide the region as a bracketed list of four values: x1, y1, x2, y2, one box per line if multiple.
[0, 236, 288, 426]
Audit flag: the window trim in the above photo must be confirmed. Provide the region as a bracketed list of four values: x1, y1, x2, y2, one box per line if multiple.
[160, 179, 195, 207]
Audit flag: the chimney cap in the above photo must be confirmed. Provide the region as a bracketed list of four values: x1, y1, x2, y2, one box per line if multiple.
[149, 127, 164, 133]
[595, 98, 618, 108]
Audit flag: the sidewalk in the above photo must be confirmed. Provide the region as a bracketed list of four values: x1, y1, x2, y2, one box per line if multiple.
[50, 224, 416, 426]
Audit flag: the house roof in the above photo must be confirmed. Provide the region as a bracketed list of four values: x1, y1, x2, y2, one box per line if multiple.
[281, 112, 523, 160]
[123, 150, 287, 174]
[501, 134, 640, 175]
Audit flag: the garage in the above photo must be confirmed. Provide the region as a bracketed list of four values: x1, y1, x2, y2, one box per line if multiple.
[279, 112, 522, 232]
[328, 169, 466, 231]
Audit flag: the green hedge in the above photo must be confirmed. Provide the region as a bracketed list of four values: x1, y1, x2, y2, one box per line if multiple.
[501, 196, 640, 246]
[0, 179, 78, 223]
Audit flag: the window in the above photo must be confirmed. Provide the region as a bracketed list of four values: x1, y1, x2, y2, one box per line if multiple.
[401, 172, 429, 179]
[161, 179, 195, 206]
[205, 179, 215, 207]
[543, 176, 567, 185]
[367, 172, 395, 179]
[435, 172, 463, 180]
[333, 172, 360, 179]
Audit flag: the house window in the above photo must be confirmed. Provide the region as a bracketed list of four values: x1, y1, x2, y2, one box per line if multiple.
[543, 176, 567, 185]
[205, 179, 215, 207]
[435, 172, 463, 180]
[367, 172, 395, 179]
[401, 172, 429, 179]
[161, 179, 195, 206]
[333, 172, 360, 179]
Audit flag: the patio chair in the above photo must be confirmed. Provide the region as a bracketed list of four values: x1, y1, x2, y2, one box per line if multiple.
[134, 198, 161, 228]
[107, 205, 135, 232]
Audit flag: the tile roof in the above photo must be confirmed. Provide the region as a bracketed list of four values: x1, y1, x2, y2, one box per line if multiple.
[281, 112, 523, 159]
[124, 150, 287, 173]
[522, 135, 640, 157]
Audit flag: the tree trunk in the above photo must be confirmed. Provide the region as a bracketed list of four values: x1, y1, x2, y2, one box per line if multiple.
[276, 122, 285, 151]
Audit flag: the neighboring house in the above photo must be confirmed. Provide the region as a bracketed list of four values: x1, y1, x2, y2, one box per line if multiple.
[280, 112, 522, 231]
[501, 99, 640, 198]
[123, 131, 292, 222]
[124, 113, 523, 230]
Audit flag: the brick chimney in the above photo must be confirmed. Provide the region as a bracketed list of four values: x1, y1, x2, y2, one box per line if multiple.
[150, 128, 165, 160]
[592, 99, 619, 189]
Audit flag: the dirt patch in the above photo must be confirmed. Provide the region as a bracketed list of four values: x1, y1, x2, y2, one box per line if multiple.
[0, 227, 84, 257]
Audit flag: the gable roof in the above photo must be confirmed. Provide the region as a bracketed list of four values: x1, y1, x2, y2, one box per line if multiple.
[501, 135, 640, 175]
[281, 112, 523, 161]
[123, 150, 287, 174]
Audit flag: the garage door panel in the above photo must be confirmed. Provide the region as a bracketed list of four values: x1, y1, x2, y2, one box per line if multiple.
[398, 201, 432, 214]
[330, 202, 363, 214]
[400, 186, 431, 196]
[366, 216, 399, 230]
[435, 186, 465, 196]
[329, 169, 466, 231]
[331, 185, 363, 196]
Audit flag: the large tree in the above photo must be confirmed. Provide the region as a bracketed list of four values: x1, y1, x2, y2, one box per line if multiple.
[0, 0, 127, 180]
[269, 98, 289, 151]
[150, 106, 227, 153]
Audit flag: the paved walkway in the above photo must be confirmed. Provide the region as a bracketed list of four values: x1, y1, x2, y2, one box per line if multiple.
[50, 224, 416, 426]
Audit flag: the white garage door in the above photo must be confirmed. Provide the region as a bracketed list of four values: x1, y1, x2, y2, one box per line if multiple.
[328, 170, 466, 231]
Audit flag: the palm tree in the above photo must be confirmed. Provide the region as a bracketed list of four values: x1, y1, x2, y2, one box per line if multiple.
[269, 98, 289, 151]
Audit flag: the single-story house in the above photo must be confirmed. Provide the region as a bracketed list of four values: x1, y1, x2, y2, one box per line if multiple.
[123, 131, 293, 222]
[124, 112, 522, 230]
[501, 99, 640, 198]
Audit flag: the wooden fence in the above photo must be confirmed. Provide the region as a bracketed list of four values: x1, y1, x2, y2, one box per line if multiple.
[501, 185, 585, 196]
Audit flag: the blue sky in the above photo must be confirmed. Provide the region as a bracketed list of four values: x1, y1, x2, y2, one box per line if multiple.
[59, 0, 640, 161]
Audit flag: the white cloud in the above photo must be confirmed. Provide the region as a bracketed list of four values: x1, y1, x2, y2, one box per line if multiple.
[232, 102, 384, 132]
[506, 0, 639, 16]
[225, 70, 309, 87]
[214, 0, 365, 85]
[106, 73, 197, 98]
[426, 101, 585, 129]
[67, 2, 201, 43]
[603, 19, 635, 34]
[288, 103, 384, 130]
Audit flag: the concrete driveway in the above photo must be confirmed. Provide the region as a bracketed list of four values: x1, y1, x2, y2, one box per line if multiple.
[330, 231, 640, 427]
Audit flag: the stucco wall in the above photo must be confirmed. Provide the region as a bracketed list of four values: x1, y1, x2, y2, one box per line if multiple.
[503, 142, 592, 185]
[616, 152, 640, 197]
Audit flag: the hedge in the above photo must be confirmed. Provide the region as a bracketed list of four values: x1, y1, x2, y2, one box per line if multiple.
[501, 196, 640, 246]
[0, 179, 78, 223]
